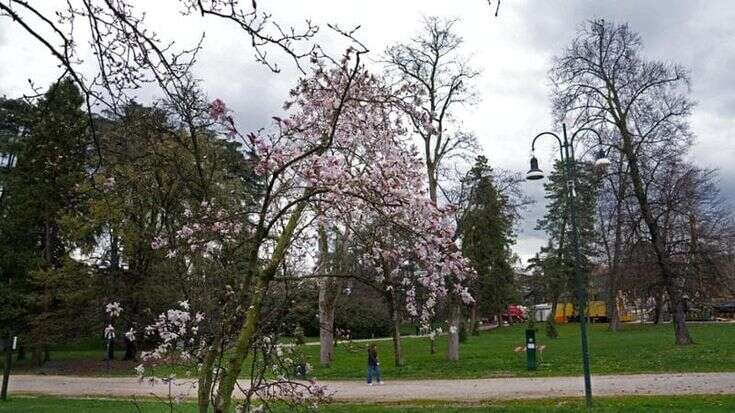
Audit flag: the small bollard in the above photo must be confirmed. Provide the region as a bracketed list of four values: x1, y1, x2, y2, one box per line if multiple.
[526, 329, 537, 370]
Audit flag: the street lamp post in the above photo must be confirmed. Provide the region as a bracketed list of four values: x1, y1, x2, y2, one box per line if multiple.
[526, 123, 609, 408]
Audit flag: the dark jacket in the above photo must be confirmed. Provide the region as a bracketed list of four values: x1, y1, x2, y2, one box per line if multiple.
[368, 348, 378, 367]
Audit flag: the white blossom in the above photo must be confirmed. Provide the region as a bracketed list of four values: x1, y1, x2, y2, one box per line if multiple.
[125, 328, 136, 342]
[105, 302, 123, 318]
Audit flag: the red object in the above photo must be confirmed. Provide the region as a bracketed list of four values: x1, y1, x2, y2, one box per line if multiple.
[502, 304, 527, 322]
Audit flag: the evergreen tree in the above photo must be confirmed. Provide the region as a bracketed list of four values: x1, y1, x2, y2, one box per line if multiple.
[461, 156, 519, 328]
[534, 159, 599, 322]
[0, 79, 90, 363]
[0, 97, 38, 356]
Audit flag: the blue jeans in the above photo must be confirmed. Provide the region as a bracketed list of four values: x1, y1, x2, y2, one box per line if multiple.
[367, 364, 382, 383]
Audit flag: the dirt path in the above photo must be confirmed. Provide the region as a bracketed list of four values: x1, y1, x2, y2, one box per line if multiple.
[9, 372, 735, 402]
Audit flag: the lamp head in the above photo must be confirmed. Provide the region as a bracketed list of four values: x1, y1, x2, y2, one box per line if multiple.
[594, 149, 611, 170]
[526, 156, 544, 181]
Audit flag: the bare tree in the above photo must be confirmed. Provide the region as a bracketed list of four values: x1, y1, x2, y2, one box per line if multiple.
[551, 19, 697, 345]
[386, 17, 479, 203]
[0, 0, 319, 157]
[385, 16, 479, 361]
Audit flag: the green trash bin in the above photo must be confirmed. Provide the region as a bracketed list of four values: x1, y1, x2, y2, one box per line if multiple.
[526, 329, 537, 370]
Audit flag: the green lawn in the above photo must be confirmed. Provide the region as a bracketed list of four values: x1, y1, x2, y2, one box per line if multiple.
[6, 323, 735, 379]
[3, 395, 735, 412]
[303, 322, 735, 380]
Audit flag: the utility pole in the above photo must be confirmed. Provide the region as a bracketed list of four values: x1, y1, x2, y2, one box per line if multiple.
[526, 123, 610, 407]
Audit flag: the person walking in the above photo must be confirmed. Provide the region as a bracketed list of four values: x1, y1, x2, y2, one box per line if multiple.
[366, 343, 383, 386]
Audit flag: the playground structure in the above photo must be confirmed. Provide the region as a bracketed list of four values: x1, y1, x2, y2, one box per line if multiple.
[553, 298, 635, 323]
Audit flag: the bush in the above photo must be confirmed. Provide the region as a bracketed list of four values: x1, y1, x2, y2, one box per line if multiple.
[293, 325, 306, 345]
[277, 285, 319, 337]
[334, 291, 392, 339]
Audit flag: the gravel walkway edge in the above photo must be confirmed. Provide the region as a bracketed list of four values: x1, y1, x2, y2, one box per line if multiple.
[8, 372, 735, 402]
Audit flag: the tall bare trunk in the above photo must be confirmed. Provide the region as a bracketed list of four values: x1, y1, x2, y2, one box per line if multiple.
[607, 168, 626, 332]
[669, 291, 690, 343]
[653, 290, 665, 324]
[318, 288, 338, 367]
[469, 304, 478, 335]
[317, 227, 344, 367]
[447, 300, 461, 361]
[387, 290, 403, 367]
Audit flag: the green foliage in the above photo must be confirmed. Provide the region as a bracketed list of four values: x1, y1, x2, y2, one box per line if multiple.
[1, 86, 264, 359]
[293, 325, 306, 345]
[278, 283, 392, 340]
[0, 80, 90, 347]
[334, 287, 392, 339]
[461, 156, 519, 318]
[30, 259, 101, 344]
[529, 160, 600, 305]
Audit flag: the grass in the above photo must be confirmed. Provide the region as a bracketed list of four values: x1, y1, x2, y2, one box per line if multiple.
[3, 395, 735, 412]
[302, 322, 735, 380]
[6, 323, 735, 379]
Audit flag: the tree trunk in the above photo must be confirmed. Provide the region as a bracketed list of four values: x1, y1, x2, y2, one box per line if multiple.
[550, 295, 560, 326]
[606, 277, 620, 331]
[391, 314, 403, 367]
[426, 162, 438, 204]
[197, 333, 220, 413]
[654, 291, 665, 324]
[318, 288, 337, 367]
[30, 347, 42, 367]
[214, 278, 265, 413]
[669, 291, 692, 344]
[317, 226, 344, 368]
[469, 304, 479, 336]
[106, 339, 114, 361]
[607, 172, 626, 332]
[618, 126, 693, 345]
[387, 291, 403, 367]
[123, 337, 136, 361]
[447, 301, 461, 361]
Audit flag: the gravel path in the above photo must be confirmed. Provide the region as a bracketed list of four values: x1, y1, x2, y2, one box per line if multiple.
[9, 372, 735, 402]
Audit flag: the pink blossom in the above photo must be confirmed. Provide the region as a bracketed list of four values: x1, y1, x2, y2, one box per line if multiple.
[209, 98, 227, 121]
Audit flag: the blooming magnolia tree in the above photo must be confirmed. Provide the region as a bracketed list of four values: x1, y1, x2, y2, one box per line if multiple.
[132, 49, 475, 413]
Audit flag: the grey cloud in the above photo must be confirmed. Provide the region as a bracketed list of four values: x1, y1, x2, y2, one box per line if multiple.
[1, 0, 733, 264]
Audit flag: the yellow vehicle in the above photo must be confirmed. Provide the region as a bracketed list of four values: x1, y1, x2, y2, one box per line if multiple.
[554, 299, 634, 323]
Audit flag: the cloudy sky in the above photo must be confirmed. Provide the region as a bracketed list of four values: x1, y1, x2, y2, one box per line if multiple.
[1, 0, 733, 263]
